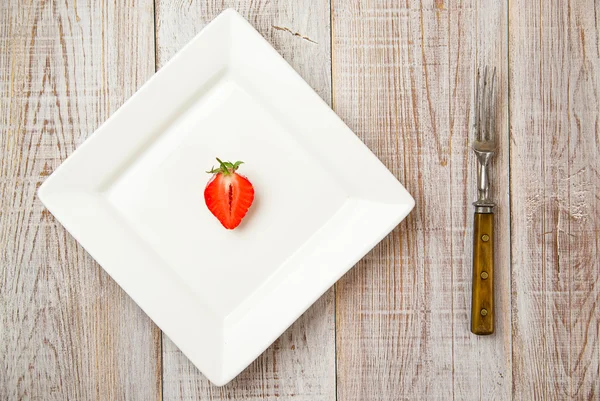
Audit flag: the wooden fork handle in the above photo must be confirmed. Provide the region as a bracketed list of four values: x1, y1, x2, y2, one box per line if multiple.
[471, 212, 494, 335]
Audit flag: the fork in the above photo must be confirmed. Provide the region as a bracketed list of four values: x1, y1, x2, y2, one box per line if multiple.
[471, 66, 497, 335]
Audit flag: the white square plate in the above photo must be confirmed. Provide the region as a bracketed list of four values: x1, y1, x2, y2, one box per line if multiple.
[38, 9, 414, 386]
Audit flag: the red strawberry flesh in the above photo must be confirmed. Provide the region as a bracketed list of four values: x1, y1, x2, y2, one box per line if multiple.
[204, 159, 254, 229]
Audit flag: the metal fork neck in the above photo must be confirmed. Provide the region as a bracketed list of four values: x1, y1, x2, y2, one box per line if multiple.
[473, 149, 495, 212]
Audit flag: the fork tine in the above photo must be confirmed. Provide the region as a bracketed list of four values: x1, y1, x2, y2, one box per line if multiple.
[480, 67, 486, 141]
[477, 67, 487, 142]
[487, 67, 496, 141]
[474, 68, 481, 141]
[479, 66, 487, 141]
[489, 67, 496, 142]
[482, 66, 489, 141]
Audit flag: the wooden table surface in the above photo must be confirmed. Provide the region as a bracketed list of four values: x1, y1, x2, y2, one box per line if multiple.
[1, 1, 599, 400]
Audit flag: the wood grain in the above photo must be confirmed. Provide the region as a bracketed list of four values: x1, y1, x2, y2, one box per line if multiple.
[332, 0, 511, 399]
[154, 1, 335, 400]
[0, 0, 161, 400]
[509, 0, 600, 399]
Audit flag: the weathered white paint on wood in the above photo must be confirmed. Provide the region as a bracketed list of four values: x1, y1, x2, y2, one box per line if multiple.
[509, 0, 600, 399]
[154, 1, 335, 400]
[332, 0, 511, 400]
[0, 0, 161, 400]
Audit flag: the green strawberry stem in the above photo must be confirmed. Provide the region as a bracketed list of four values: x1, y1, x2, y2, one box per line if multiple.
[206, 158, 244, 175]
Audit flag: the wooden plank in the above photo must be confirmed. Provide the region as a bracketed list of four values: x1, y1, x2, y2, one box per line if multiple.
[448, 4, 481, 396]
[450, 1, 511, 400]
[332, 0, 510, 399]
[154, 1, 335, 400]
[473, 3, 512, 400]
[509, 0, 600, 399]
[333, 1, 452, 399]
[0, 0, 161, 400]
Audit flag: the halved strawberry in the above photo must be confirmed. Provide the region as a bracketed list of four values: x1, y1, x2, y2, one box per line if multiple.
[204, 158, 254, 230]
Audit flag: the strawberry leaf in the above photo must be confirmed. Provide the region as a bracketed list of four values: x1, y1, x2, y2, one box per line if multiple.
[207, 158, 245, 175]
